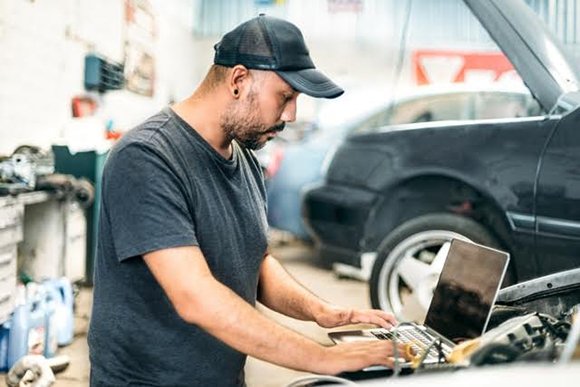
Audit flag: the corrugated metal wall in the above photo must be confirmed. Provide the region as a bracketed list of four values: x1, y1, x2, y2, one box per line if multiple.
[191, 0, 580, 52]
[191, 0, 393, 40]
[526, 0, 580, 49]
[192, 0, 260, 37]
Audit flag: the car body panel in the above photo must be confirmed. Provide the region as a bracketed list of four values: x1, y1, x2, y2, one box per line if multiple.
[535, 107, 580, 275]
[303, 115, 566, 280]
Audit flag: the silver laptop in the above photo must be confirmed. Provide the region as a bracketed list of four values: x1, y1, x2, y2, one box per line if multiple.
[329, 239, 510, 368]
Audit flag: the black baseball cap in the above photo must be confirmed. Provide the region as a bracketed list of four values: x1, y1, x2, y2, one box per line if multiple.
[214, 14, 344, 99]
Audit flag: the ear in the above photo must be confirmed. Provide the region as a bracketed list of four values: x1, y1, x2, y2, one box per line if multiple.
[229, 65, 250, 98]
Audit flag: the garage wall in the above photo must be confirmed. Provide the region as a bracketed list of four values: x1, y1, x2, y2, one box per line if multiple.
[0, 0, 413, 155]
[0, 0, 198, 155]
[3, 0, 573, 156]
[0, 0, 81, 155]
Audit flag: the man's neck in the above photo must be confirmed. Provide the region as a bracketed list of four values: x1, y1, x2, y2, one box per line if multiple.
[171, 93, 233, 159]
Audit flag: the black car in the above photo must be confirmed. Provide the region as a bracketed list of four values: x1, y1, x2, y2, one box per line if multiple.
[302, 0, 580, 322]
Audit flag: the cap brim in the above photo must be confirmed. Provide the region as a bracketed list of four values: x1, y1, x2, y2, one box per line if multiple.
[276, 68, 344, 99]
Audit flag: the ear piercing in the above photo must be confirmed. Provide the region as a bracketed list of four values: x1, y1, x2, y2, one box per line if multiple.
[233, 89, 239, 96]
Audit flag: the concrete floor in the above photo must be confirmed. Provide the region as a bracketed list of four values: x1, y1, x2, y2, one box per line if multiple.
[15, 238, 371, 387]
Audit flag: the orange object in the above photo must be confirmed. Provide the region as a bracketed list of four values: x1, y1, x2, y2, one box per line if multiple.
[106, 131, 122, 140]
[413, 49, 516, 85]
[71, 96, 97, 118]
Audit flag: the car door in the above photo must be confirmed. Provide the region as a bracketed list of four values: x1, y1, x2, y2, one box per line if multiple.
[535, 106, 580, 275]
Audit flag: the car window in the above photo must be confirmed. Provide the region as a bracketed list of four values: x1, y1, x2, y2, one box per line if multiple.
[353, 108, 391, 134]
[388, 93, 473, 125]
[474, 92, 543, 119]
[354, 93, 473, 135]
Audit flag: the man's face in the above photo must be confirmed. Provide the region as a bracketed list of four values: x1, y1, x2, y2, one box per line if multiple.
[221, 70, 299, 150]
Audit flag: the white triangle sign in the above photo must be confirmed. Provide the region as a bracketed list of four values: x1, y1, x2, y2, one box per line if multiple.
[420, 55, 465, 84]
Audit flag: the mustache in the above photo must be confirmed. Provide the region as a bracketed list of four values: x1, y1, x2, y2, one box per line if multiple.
[265, 123, 285, 134]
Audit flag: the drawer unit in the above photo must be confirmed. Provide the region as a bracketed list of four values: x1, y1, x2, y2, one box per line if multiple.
[0, 204, 24, 248]
[0, 204, 23, 324]
[0, 245, 18, 324]
[0, 245, 17, 279]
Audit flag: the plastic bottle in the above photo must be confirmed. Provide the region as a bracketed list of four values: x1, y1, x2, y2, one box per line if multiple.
[7, 283, 47, 368]
[0, 320, 10, 371]
[43, 283, 58, 358]
[43, 278, 74, 346]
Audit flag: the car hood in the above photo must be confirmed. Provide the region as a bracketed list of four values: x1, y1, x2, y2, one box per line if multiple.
[464, 0, 580, 112]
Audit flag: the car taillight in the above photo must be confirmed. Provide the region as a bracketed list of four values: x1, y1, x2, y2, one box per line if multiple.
[265, 146, 285, 178]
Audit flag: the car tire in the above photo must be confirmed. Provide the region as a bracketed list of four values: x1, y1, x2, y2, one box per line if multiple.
[369, 213, 502, 323]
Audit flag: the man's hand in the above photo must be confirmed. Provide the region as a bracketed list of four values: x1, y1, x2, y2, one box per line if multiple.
[317, 340, 412, 375]
[315, 305, 397, 329]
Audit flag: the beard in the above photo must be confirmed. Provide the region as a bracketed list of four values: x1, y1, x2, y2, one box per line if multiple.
[220, 89, 285, 150]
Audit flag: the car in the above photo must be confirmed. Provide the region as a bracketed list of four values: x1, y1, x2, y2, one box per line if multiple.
[264, 84, 539, 240]
[302, 0, 580, 322]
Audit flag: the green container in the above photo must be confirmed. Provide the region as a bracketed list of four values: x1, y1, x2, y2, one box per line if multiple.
[52, 145, 108, 285]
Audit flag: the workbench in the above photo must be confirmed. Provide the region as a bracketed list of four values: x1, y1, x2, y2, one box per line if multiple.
[0, 191, 86, 324]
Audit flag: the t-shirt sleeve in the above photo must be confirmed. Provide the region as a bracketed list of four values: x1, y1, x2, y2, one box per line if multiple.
[102, 143, 197, 261]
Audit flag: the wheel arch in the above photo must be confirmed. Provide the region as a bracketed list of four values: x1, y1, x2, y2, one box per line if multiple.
[363, 173, 514, 261]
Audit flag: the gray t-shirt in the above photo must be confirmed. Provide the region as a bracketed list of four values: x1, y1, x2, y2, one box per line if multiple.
[88, 108, 268, 386]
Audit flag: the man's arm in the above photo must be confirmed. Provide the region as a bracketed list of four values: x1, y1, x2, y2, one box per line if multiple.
[257, 253, 397, 329]
[144, 246, 408, 374]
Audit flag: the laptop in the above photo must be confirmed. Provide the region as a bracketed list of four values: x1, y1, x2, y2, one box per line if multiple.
[329, 238, 510, 369]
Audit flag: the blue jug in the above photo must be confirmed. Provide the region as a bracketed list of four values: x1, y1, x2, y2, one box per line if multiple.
[43, 278, 74, 346]
[7, 284, 47, 369]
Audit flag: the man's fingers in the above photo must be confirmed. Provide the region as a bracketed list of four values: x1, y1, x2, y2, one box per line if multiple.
[354, 313, 388, 328]
[360, 342, 414, 368]
[351, 309, 397, 328]
[369, 340, 416, 360]
[364, 341, 412, 358]
[366, 309, 397, 323]
[326, 340, 418, 374]
[375, 310, 397, 328]
[380, 311, 398, 326]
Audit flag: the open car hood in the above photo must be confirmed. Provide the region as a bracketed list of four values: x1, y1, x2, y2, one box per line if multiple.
[464, 0, 580, 112]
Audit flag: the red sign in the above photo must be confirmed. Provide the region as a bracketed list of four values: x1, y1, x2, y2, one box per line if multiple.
[413, 49, 517, 85]
[328, 0, 363, 13]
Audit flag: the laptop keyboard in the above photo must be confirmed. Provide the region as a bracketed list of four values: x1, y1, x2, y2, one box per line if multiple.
[371, 327, 452, 362]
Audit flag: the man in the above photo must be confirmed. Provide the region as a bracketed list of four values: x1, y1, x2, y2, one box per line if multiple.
[89, 14, 409, 386]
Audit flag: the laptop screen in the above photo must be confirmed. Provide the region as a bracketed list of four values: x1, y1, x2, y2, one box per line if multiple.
[424, 239, 509, 342]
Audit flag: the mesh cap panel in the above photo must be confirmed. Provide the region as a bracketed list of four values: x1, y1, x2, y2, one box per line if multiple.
[238, 22, 273, 58]
[214, 18, 277, 69]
